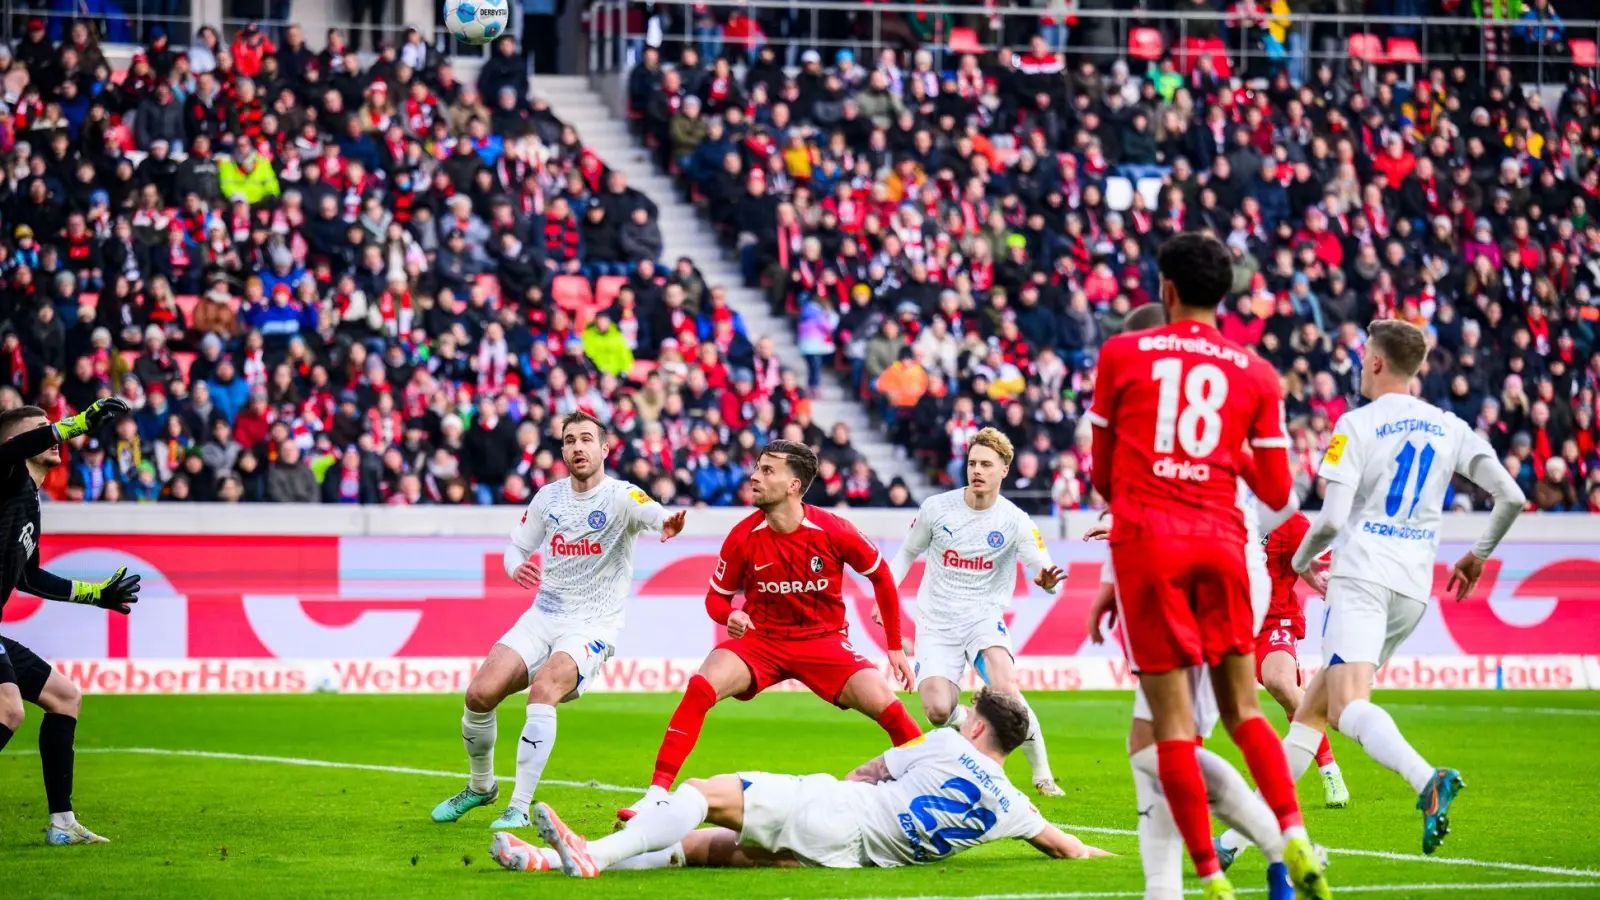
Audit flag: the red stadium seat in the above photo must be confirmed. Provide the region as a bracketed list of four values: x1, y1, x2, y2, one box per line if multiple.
[594, 275, 627, 309]
[78, 292, 99, 309]
[1572, 39, 1598, 69]
[551, 275, 593, 312]
[1386, 38, 1423, 65]
[172, 351, 196, 381]
[948, 27, 982, 55]
[1129, 27, 1164, 62]
[1348, 34, 1388, 64]
[175, 294, 199, 320]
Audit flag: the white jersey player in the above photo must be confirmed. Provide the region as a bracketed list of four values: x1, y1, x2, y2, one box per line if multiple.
[488, 690, 1110, 876]
[876, 428, 1066, 797]
[432, 412, 686, 830]
[1284, 320, 1523, 857]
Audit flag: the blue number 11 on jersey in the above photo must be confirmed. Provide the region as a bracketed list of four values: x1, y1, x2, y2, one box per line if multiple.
[1386, 441, 1437, 520]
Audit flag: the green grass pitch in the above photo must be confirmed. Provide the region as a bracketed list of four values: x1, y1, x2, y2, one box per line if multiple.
[3, 690, 1598, 898]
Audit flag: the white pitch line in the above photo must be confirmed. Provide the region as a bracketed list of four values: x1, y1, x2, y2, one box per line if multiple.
[1388, 704, 1600, 718]
[800, 884, 1600, 900]
[19, 747, 1599, 882]
[63, 746, 642, 794]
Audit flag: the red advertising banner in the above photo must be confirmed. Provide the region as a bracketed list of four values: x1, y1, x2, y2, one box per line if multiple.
[3, 534, 1597, 668]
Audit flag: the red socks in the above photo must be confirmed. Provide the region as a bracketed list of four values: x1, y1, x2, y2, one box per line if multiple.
[876, 700, 923, 746]
[1156, 739, 1220, 877]
[1315, 733, 1337, 769]
[1232, 714, 1305, 831]
[650, 674, 719, 790]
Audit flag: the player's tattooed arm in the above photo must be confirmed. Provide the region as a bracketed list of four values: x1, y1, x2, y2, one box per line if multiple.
[846, 755, 892, 784]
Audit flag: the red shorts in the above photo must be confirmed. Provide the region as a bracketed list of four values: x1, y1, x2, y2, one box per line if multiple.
[717, 631, 876, 707]
[1111, 537, 1255, 674]
[1254, 619, 1301, 684]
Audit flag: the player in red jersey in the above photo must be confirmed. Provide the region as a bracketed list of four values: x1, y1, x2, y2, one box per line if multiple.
[619, 439, 920, 822]
[1258, 513, 1346, 807]
[1087, 233, 1328, 900]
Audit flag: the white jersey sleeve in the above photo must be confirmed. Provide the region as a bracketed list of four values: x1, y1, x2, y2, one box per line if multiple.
[889, 499, 937, 589]
[619, 482, 670, 534]
[1012, 508, 1056, 594]
[509, 486, 551, 554]
[855, 730, 1049, 867]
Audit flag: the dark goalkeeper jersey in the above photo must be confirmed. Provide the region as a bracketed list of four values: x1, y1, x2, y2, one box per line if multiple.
[0, 425, 76, 619]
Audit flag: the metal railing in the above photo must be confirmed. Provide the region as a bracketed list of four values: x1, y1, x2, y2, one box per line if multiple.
[0, 3, 496, 62]
[586, 0, 1600, 87]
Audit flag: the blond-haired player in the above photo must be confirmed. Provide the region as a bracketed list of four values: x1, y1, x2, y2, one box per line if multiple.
[873, 427, 1068, 796]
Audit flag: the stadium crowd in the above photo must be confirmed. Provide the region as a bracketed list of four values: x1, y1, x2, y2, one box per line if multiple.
[624, 1, 1600, 514]
[2, 3, 1599, 514]
[0, 19, 917, 508]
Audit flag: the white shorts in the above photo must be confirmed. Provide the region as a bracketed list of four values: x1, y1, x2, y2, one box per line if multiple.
[1320, 576, 1427, 668]
[913, 617, 1012, 688]
[1131, 667, 1220, 740]
[736, 771, 867, 868]
[495, 608, 618, 702]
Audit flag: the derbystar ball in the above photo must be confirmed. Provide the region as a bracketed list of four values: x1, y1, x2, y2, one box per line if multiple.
[444, 0, 510, 45]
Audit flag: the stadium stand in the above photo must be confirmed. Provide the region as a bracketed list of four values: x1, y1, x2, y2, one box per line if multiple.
[0, 21, 912, 508]
[617, 0, 1600, 514]
[2, 0, 1599, 515]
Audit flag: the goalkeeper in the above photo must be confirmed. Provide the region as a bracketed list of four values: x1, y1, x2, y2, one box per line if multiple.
[0, 399, 140, 845]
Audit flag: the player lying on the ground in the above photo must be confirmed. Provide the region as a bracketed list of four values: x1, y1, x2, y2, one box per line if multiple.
[0, 399, 140, 845]
[1088, 234, 1328, 900]
[1221, 319, 1525, 858]
[492, 689, 1111, 875]
[621, 440, 921, 823]
[872, 427, 1066, 796]
[431, 411, 686, 830]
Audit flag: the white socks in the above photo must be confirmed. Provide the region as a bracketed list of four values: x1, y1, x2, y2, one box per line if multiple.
[510, 704, 557, 813]
[609, 845, 684, 870]
[1128, 746, 1184, 900]
[589, 785, 709, 870]
[940, 704, 969, 729]
[537, 843, 681, 871]
[462, 707, 498, 794]
[1019, 700, 1053, 782]
[1340, 699, 1435, 794]
[49, 811, 77, 829]
[1196, 748, 1283, 863]
[1284, 722, 1324, 783]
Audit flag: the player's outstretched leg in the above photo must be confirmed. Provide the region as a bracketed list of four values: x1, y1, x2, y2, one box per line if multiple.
[33, 673, 106, 845]
[435, 647, 527, 823]
[493, 653, 578, 829]
[622, 651, 748, 826]
[1261, 650, 1347, 809]
[976, 649, 1061, 796]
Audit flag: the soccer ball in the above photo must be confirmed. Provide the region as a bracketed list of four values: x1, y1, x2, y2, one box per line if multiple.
[444, 0, 511, 44]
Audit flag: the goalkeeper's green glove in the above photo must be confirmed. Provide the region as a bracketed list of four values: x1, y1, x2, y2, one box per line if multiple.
[71, 567, 141, 615]
[52, 397, 131, 442]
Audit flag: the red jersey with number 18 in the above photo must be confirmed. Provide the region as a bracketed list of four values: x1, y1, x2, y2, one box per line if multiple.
[709, 505, 885, 641]
[1087, 320, 1289, 543]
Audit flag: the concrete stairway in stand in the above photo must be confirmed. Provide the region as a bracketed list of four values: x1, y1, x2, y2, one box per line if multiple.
[530, 75, 931, 496]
